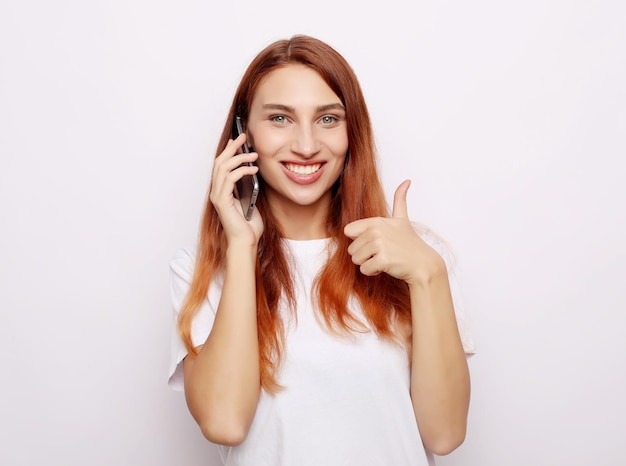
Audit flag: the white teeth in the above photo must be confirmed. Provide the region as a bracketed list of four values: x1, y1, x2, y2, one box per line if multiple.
[284, 163, 322, 175]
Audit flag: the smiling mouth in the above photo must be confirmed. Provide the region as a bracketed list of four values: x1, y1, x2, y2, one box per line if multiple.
[283, 163, 323, 175]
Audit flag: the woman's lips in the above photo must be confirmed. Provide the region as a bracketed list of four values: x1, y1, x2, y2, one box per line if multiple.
[281, 162, 325, 184]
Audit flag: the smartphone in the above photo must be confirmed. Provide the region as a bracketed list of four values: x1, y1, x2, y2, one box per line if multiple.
[232, 115, 260, 220]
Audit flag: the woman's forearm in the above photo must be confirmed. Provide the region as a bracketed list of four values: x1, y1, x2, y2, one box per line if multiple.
[184, 243, 261, 446]
[409, 268, 470, 456]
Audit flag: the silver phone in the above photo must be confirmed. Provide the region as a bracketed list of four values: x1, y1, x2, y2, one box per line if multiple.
[233, 116, 260, 220]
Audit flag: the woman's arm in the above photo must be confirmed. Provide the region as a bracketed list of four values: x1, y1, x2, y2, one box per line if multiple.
[407, 260, 470, 455]
[183, 134, 263, 446]
[344, 179, 470, 455]
[183, 242, 260, 446]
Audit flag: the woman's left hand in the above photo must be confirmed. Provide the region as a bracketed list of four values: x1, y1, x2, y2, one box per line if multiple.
[344, 180, 446, 286]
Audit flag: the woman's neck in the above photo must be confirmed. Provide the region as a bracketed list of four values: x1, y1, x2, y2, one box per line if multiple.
[266, 194, 331, 240]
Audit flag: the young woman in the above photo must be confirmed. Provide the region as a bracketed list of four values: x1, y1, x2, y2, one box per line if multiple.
[168, 35, 475, 466]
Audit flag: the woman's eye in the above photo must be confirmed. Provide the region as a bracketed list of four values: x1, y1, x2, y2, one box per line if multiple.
[270, 115, 287, 124]
[321, 115, 338, 124]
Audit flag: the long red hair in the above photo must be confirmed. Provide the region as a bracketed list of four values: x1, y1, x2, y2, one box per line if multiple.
[178, 35, 412, 392]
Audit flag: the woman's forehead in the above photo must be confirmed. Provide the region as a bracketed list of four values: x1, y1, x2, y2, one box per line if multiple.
[251, 64, 341, 111]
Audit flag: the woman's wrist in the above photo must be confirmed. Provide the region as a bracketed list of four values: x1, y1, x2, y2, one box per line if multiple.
[406, 254, 447, 288]
[225, 241, 259, 264]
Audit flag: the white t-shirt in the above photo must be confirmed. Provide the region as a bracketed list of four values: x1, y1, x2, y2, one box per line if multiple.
[168, 235, 475, 466]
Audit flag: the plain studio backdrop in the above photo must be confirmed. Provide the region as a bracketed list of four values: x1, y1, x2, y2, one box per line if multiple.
[1, 1, 624, 465]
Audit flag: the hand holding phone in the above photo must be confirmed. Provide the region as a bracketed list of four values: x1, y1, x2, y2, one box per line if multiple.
[232, 116, 260, 220]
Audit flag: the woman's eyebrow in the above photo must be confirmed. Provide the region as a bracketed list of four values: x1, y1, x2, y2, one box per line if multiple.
[316, 103, 346, 113]
[261, 103, 294, 112]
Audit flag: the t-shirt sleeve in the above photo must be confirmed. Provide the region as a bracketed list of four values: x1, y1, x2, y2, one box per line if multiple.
[417, 228, 477, 356]
[167, 247, 222, 391]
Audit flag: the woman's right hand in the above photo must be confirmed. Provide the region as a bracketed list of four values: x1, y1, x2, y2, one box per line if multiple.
[209, 133, 264, 247]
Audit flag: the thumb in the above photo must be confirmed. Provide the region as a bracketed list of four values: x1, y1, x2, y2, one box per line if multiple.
[392, 179, 411, 218]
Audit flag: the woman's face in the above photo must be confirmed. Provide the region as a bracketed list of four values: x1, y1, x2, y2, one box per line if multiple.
[246, 64, 348, 221]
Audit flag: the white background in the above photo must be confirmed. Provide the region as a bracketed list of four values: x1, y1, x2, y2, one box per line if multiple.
[1, 1, 625, 465]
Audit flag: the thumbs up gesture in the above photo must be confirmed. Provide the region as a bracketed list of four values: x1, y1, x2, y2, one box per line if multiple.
[344, 180, 446, 286]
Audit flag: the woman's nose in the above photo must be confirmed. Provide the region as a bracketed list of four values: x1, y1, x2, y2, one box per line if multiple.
[291, 125, 321, 158]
